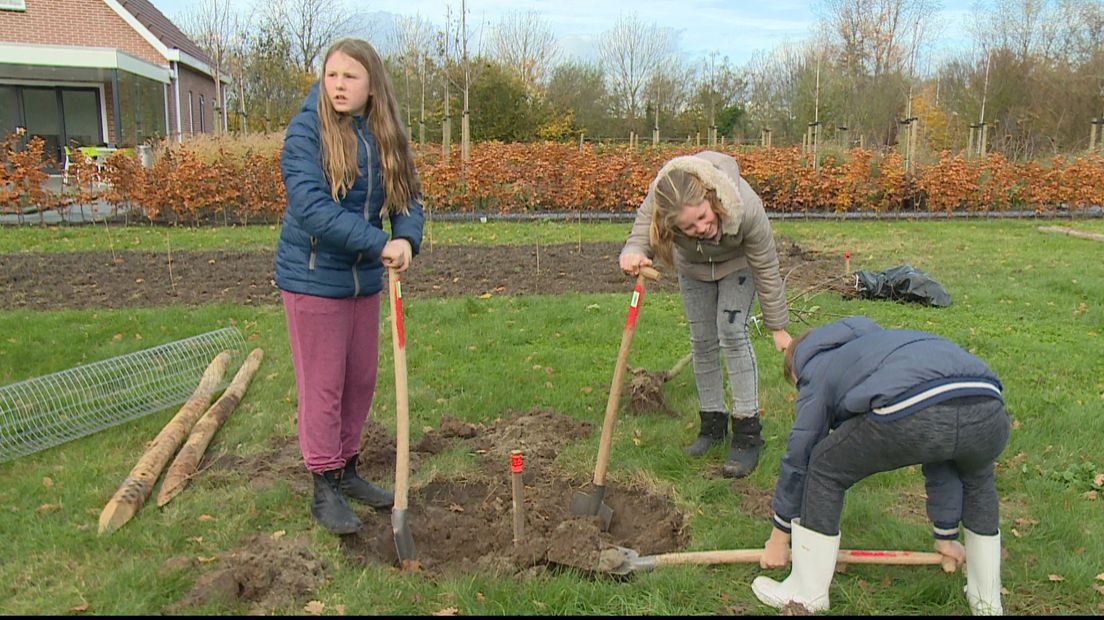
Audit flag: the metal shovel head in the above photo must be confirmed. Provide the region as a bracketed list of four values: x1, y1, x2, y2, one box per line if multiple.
[570, 484, 613, 531]
[392, 508, 416, 563]
[602, 545, 659, 576]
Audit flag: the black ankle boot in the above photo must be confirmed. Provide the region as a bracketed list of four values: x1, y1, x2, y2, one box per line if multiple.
[339, 454, 394, 509]
[722, 415, 763, 479]
[684, 411, 729, 457]
[311, 469, 363, 535]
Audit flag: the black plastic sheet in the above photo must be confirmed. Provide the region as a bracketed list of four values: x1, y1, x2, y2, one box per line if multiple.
[853, 264, 952, 307]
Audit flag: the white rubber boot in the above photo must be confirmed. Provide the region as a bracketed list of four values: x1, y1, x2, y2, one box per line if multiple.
[752, 519, 840, 613]
[965, 529, 1003, 615]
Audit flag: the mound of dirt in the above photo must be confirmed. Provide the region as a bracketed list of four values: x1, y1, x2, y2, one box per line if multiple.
[163, 533, 326, 614]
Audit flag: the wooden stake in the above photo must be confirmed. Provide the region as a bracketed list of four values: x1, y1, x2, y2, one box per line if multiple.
[156, 349, 265, 507]
[98, 352, 231, 535]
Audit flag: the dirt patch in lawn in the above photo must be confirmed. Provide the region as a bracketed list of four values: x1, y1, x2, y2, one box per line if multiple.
[0, 238, 855, 311]
[178, 407, 696, 612]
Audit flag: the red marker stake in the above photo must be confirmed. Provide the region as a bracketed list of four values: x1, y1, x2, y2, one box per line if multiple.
[510, 450, 525, 544]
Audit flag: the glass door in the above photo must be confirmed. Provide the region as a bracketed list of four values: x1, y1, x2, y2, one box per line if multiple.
[61, 89, 102, 148]
[0, 85, 19, 142]
[21, 88, 63, 165]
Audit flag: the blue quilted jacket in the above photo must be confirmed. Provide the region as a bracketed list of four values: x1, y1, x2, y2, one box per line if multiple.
[772, 316, 1004, 538]
[275, 83, 424, 298]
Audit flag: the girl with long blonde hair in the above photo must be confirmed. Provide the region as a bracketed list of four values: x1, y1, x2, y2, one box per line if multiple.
[620, 151, 792, 479]
[275, 37, 425, 535]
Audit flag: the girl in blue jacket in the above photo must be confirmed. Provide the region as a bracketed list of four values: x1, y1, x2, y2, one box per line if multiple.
[275, 38, 424, 535]
[753, 316, 1009, 615]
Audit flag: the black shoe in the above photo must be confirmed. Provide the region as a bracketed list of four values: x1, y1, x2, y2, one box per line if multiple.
[722, 415, 763, 479]
[340, 453, 394, 510]
[684, 410, 729, 457]
[311, 469, 363, 535]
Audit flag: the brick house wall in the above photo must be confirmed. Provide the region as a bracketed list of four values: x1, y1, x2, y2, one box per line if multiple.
[1, 0, 222, 142]
[0, 0, 163, 65]
[175, 65, 219, 137]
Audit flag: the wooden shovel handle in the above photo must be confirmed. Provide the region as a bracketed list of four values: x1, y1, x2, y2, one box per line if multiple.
[650, 548, 947, 568]
[592, 269, 657, 485]
[389, 267, 410, 512]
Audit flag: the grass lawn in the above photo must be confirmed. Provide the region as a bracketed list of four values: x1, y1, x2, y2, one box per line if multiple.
[1, 218, 1101, 615]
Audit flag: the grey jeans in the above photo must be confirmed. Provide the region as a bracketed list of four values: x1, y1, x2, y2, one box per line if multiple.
[800, 396, 1010, 537]
[678, 268, 759, 418]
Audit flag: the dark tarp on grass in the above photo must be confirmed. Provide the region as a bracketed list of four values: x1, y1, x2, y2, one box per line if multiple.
[853, 264, 952, 307]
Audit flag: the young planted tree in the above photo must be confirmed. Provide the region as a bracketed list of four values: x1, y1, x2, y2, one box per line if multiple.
[389, 15, 436, 143]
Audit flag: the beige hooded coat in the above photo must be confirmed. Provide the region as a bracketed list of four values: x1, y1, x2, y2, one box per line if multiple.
[620, 151, 789, 331]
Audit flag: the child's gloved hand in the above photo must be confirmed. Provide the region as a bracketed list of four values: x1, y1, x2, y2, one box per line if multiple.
[934, 539, 965, 573]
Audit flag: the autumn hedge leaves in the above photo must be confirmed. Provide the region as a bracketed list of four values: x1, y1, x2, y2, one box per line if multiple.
[3, 136, 1103, 224]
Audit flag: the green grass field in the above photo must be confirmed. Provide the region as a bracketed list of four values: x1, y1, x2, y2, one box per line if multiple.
[1, 219, 1101, 615]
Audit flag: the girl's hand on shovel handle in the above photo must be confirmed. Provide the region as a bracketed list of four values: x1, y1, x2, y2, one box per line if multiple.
[934, 539, 965, 573]
[382, 239, 413, 272]
[761, 528, 791, 569]
[619, 253, 652, 276]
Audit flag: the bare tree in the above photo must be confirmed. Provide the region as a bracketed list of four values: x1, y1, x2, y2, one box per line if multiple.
[598, 13, 675, 127]
[267, 0, 354, 74]
[176, 0, 240, 134]
[490, 10, 559, 95]
[822, 0, 939, 77]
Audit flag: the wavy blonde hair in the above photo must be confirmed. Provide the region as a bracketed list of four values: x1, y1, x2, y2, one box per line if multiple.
[648, 168, 724, 267]
[317, 38, 421, 215]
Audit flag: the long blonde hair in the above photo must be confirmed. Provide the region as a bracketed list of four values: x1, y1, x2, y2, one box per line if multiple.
[317, 38, 421, 215]
[648, 168, 724, 266]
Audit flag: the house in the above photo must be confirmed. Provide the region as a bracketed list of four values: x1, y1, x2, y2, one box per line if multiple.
[0, 0, 228, 165]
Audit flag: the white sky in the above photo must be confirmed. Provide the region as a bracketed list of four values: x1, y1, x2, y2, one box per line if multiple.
[150, 0, 979, 68]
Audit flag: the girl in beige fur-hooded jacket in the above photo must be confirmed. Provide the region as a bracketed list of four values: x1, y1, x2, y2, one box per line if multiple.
[621, 151, 789, 330]
[619, 150, 791, 478]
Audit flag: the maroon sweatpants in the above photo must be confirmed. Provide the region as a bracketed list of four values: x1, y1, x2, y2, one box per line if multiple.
[282, 290, 381, 473]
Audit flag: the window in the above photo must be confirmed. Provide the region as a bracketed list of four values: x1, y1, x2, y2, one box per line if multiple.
[188, 91, 194, 135]
[0, 0, 27, 12]
[199, 95, 205, 132]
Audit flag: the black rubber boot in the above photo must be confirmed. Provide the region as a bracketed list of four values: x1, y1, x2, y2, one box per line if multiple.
[339, 453, 394, 509]
[684, 410, 729, 457]
[311, 469, 363, 535]
[722, 415, 763, 479]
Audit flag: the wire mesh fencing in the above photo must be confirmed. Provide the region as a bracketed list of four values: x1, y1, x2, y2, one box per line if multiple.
[0, 327, 248, 463]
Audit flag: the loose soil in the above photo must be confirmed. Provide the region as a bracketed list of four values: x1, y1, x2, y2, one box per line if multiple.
[0, 238, 854, 311]
[3, 236, 852, 613]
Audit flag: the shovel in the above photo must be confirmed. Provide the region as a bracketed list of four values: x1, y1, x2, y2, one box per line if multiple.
[571, 266, 660, 530]
[388, 266, 417, 567]
[602, 545, 952, 577]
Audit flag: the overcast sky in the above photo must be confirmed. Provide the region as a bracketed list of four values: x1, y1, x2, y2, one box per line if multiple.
[150, 0, 979, 68]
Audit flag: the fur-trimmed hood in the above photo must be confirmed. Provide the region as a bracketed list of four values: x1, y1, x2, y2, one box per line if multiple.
[649, 151, 745, 232]
[620, 149, 790, 331]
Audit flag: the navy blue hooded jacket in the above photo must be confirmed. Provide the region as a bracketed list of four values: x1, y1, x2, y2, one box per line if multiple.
[772, 316, 1003, 537]
[275, 82, 424, 298]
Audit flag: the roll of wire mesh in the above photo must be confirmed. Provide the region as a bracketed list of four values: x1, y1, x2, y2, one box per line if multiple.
[0, 327, 248, 463]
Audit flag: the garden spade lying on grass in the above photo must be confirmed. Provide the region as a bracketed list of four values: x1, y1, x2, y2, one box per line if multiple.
[388, 266, 417, 567]
[600, 545, 954, 577]
[571, 266, 660, 530]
